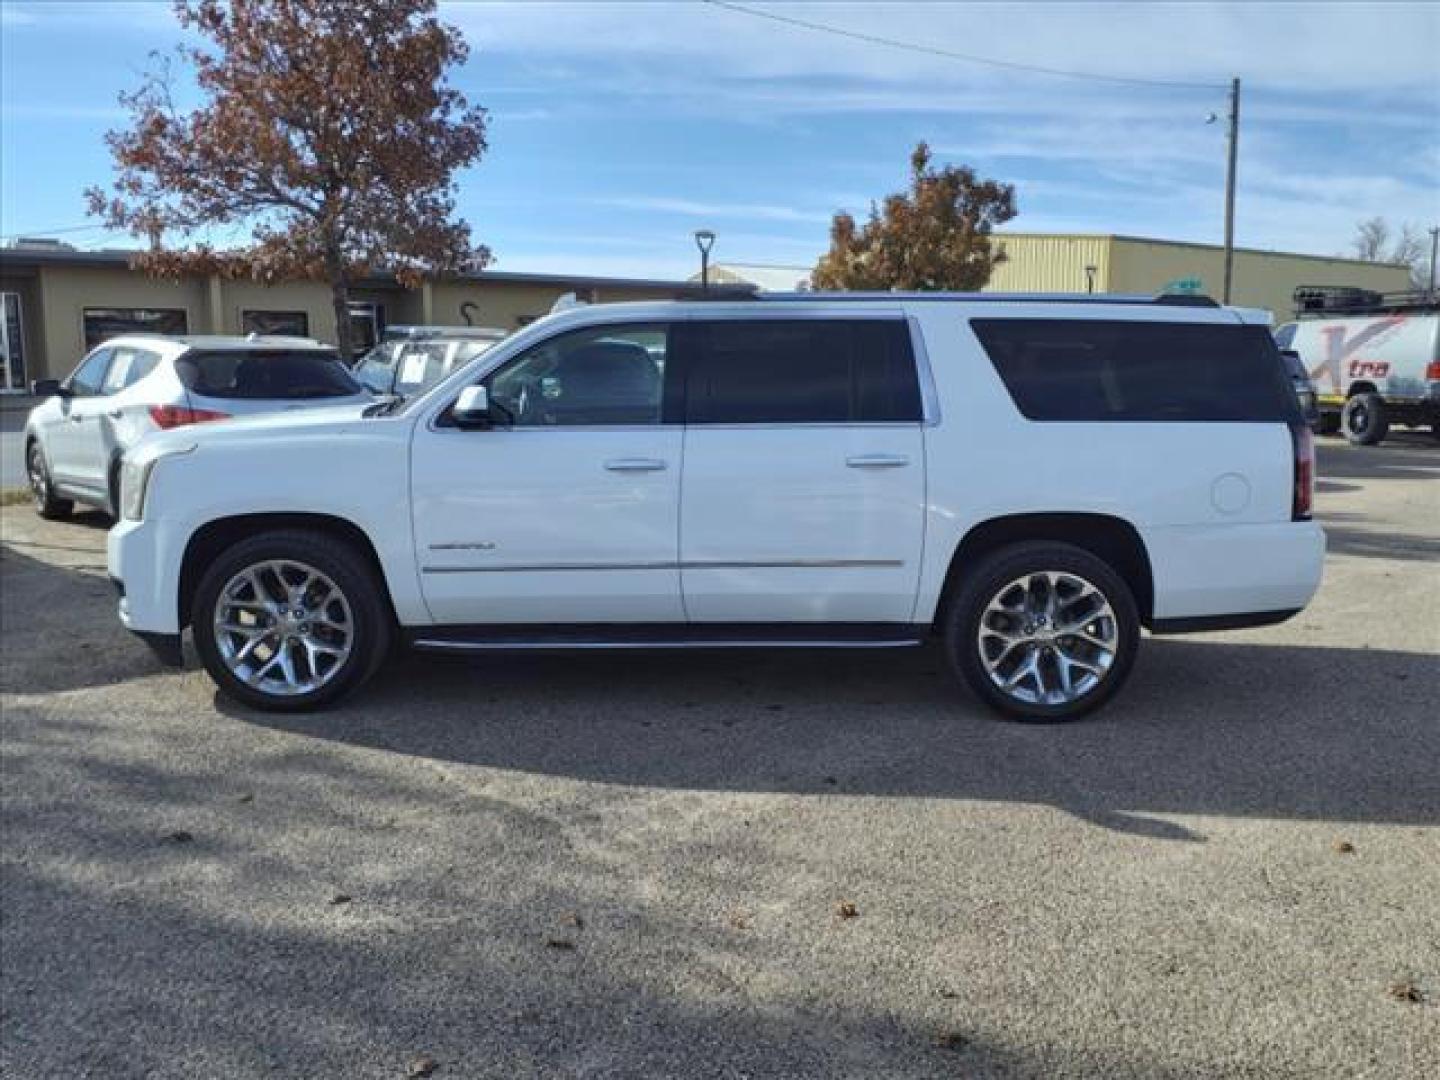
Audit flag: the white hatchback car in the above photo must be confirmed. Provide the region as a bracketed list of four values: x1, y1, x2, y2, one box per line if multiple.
[108, 293, 1324, 720]
[25, 335, 372, 518]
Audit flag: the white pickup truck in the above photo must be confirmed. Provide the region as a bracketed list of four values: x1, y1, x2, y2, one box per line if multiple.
[108, 292, 1324, 721]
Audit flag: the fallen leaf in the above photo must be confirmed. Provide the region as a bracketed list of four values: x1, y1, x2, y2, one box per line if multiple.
[546, 938, 575, 950]
[836, 899, 859, 920]
[1333, 840, 1355, 854]
[407, 1053, 439, 1078]
[329, 894, 352, 907]
[932, 1029, 969, 1050]
[560, 912, 584, 929]
[165, 830, 194, 844]
[1388, 980, 1424, 1004]
[728, 909, 751, 930]
[236, 793, 254, 804]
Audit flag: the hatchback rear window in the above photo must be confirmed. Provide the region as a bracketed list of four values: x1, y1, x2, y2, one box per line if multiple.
[970, 319, 1300, 423]
[176, 349, 361, 400]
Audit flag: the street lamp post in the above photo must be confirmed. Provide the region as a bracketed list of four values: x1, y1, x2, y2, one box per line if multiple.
[694, 229, 716, 293]
[1221, 77, 1240, 305]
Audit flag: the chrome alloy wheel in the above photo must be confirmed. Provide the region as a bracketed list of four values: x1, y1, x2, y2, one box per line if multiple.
[976, 570, 1119, 707]
[212, 560, 353, 697]
[27, 444, 48, 510]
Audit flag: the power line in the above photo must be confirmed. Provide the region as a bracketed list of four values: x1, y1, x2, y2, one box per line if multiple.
[702, 0, 1226, 92]
[0, 222, 115, 241]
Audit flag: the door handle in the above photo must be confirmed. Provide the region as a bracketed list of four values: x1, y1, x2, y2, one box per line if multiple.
[604, 458, 667, 472]
[846, 454, 910, 468]
[69, 414, 85, 423]
[107, 409, 123, 420]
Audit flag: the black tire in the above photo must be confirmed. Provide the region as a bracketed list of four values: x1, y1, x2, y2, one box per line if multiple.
[107, 457, 123, 520]
[26, 440, 73, 520]
[943, 541, 1141, 722]
[1342, 392, 1389, 446]
[191, 529, 391, 712]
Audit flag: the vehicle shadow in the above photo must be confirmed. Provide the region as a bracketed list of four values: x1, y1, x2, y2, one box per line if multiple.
[228, 634, 1440, 840]
[1318, 523, 1440, 562]
[1316, 436, 1438, 481]
[0, 537, 164, 694]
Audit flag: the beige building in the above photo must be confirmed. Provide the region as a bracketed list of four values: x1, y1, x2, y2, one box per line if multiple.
[986, 233, 1412, 317]
[0, 243, 690, 387]
[695, 236, 1410, 320]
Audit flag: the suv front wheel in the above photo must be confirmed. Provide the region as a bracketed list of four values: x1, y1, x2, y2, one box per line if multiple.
[945, 542, 1140, 721]
[192, 529, 391, 712]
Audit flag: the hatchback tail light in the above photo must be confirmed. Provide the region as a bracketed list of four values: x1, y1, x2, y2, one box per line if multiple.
[1425, 360, 1440, 381]
[148, 405, 230, 430]
[1290, 421, 1314, 521]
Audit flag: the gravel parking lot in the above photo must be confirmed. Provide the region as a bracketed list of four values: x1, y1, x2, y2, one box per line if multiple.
[2, 436, 1437, 1079]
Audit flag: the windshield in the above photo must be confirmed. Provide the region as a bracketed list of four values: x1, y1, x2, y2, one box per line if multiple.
[357, 339, 497, 398]
[176, 349, 362, 400]
[352, 342, 405, 394]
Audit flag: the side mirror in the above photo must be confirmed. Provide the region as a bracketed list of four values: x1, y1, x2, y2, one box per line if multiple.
[452, 384, 493, 429]
[31, 379, 65, 399]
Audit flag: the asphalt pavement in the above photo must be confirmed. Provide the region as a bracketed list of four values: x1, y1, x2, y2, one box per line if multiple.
[0, 398, 29, 489]
[1, 434, 1437, 1079]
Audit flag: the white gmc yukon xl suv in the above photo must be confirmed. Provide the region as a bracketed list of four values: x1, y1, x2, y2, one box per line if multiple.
[108, 293, 1324, 720]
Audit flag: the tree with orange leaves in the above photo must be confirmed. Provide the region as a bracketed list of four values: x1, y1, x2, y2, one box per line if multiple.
[813, 143, 1016, 292]
[87, 0, 489, 357]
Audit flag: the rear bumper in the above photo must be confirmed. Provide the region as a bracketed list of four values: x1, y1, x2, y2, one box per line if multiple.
[1141, 520, 1325, 623]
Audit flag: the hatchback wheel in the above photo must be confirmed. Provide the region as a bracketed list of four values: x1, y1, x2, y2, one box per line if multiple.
[192, 530, 390, 711]
[945, 542, 1140, 721]
[27, 441, 73, 520]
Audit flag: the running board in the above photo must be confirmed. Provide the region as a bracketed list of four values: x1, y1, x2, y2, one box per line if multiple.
[407, 623, 928, 652]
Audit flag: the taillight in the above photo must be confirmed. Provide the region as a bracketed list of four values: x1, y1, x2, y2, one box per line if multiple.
[1290, 421, 1314, 521]
[148, 405, 230, 429]
[1425, 360, 1440, 381]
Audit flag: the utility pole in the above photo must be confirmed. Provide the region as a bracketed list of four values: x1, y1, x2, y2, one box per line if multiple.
[1428, 226, 1438, 298]
[1222, 76, 1240, 305]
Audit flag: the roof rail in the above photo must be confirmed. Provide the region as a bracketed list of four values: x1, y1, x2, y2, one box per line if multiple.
[736, 290, 1219, 307]
[1293, 285, 1438, 319]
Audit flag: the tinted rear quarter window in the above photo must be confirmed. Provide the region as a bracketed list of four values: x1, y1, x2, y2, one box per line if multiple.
[177, 350, 360, 400]
[685, 319, 921, 423]
[971, 319, 1300, 422]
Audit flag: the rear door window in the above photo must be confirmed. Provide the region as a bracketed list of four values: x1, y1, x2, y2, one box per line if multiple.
[684, 319, 922, 424]
[100, 347, 160, 394]
[176, 349, 361, 400]
[970, 319, 1300, 422]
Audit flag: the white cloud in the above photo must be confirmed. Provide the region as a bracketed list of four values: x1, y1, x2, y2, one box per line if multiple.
[445, 1, 1440, 93]
[594, 196, 832, 224]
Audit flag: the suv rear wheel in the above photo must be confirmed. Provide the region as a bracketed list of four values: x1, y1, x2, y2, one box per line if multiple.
[944, 542, 1140, 721]
[1342, 392, 1389, 446]
[191, 529, 391, 712]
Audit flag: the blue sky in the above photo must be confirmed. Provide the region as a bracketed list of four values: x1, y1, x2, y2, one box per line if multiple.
[2, 0, 1437, 280]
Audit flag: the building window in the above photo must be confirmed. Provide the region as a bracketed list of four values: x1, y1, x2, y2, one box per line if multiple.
[83, 307, 188, 350]
[0, 292, 25, 392]
[241, 310, 310, 337]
